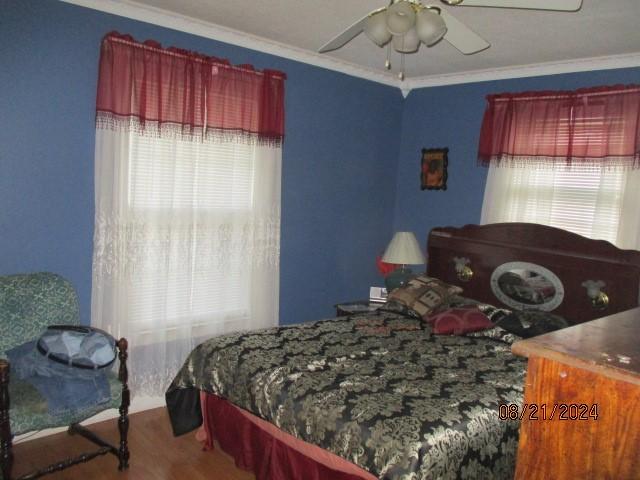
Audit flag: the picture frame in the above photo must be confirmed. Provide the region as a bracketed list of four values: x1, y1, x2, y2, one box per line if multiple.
[421, 147, 448, 191]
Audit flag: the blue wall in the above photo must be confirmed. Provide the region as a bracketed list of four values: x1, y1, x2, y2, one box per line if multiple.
[392, 67, 640, 249]
[0, 0, 404, 325]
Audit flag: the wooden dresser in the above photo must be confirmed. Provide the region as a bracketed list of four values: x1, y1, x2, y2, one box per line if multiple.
[512, 308, 640, 480]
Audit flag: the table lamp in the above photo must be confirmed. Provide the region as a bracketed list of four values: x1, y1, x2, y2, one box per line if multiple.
[382, 231, 426, 291]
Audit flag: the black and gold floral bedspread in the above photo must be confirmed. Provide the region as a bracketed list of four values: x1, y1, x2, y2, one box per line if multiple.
[167, 311, 525, 479]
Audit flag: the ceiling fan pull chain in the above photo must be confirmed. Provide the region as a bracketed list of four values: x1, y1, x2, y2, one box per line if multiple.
[385, 43, 392, 70]
[399, 52, 405, 80]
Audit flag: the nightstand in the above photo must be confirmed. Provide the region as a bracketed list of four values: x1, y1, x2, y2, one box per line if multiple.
[335, 300, 384, 317]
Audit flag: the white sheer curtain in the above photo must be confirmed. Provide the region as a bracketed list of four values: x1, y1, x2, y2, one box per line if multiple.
[481, 162, 640, 249]
[92, 127, 281, 396]
[91, 33, 284, 397]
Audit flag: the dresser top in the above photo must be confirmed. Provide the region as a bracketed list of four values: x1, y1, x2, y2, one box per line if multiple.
[512, 307, 640, 385]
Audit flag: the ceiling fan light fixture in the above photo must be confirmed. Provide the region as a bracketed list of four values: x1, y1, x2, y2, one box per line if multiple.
[386, 1, 417, 35]
[364, 11, 392, 46]
[416, 9, 447, 46]
[392, 28, 421, 53]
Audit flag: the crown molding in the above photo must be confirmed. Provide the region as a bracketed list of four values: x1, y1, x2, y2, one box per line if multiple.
[404, 52, 640, 91]
[61, 0, 640, 95]
[59, 0, 401, 89]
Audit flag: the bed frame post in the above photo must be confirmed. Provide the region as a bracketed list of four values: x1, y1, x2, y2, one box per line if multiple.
[0, 359, 13, 480]
[117, 338, 130, 471]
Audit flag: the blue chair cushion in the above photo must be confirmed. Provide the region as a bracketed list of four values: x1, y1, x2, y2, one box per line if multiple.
[0, 273, 80, 357]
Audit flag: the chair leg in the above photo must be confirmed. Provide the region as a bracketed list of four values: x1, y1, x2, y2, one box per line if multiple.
[0, 360, 13, 480]
[116, 339, 130, 471]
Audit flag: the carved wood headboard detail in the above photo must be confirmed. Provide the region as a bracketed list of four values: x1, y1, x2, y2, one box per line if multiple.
[427, 223, 640, 325]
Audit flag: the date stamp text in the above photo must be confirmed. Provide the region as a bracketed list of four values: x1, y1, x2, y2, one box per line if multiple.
[498, 403, 599, 421]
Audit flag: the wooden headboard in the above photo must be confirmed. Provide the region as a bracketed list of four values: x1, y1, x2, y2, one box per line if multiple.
[427, 223, 640, 325]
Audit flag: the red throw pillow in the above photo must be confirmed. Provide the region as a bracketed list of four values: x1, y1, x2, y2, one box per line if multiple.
[428, 307, 494, 335]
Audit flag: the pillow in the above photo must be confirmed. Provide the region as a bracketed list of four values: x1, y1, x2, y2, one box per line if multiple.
[494, 310, 569, 338]
[387, 274, 463, 320]
[428, 307, 494, 335]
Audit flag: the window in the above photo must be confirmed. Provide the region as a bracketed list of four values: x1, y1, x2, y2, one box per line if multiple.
[91, 32, 285, 396]
[479, 85, 640, 249]
[127, 136, 257, 333]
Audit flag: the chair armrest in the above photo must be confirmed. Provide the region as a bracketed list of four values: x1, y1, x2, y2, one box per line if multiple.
[0, 359, 13, 479]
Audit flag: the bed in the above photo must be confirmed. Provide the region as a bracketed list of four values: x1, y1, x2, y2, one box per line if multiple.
[166, 223, 640, 480]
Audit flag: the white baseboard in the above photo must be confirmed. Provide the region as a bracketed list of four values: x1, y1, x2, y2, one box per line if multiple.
[14, 395, 166, 444]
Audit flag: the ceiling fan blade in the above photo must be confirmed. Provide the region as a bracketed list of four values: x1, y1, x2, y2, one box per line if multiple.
[318, 13, 374, 53]
[449, 0, 582, 12]
[440, 10, 490, 55]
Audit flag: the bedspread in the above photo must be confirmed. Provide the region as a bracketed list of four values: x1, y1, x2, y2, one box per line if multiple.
[166, 311, 525, 479]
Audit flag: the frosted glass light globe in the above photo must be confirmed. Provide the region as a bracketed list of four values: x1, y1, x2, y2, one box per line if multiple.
[416, 9, 447, 46]
[392, 28, 421, 53]
[364, 11, 392, 46]
[386, 1, 416, 35]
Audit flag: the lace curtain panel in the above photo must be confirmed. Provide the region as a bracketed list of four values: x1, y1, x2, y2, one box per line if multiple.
[92, 33, 285, 396]
[481, 162, 640, 250]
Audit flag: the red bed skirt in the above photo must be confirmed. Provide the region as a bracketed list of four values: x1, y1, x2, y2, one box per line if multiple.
[200, 392, 376, 480]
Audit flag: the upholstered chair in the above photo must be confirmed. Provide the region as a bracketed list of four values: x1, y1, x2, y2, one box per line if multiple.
[0, 272, 129, 479]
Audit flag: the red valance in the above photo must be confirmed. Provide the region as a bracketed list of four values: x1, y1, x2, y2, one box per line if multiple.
[96, 32, 286, 145]
[478, 84, 640, 169]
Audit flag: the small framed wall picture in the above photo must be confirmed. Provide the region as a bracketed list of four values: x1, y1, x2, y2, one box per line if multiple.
[421, 147, 448, 191]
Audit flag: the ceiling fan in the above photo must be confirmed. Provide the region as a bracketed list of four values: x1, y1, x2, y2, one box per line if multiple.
[318, 0, 583, 80]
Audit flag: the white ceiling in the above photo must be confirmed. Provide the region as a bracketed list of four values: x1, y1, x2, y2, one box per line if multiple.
[65, 0, 640, 92]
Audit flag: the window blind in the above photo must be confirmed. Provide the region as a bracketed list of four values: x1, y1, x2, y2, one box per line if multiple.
[501, 164, 624, 244]
[129, 135, 254, 210]
[126, 135, 256, 330]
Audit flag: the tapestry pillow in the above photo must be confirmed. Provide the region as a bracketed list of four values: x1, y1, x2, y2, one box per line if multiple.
[494, 310, 569, 338]
[387, 275, 463, 320]
[428, 307, 494, 335]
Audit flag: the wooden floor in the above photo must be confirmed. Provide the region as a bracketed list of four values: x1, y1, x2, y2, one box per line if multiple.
[11, 408, 255, 480]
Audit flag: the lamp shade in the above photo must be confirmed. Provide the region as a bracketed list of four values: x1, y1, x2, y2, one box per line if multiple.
[382, 232, 425, 265]
[386, 1, 416, 35]
[364, 11, 392, 47]
[416, 9, 447, 46]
